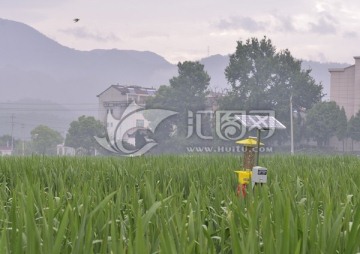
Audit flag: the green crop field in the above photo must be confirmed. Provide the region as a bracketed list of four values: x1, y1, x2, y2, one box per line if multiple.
[0, 155, 359, 253]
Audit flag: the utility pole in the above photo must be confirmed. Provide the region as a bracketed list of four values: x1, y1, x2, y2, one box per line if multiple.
[11, 114, 15, 152]
[290, 95, 294, 155]
[22, 124, 25, 156]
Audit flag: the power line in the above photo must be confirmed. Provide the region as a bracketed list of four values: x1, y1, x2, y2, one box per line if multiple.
[0, 108, 101, 112]
[0, 102, 98, 105]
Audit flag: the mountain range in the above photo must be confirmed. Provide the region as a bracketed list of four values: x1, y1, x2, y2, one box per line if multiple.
[0, 18, 349, 138]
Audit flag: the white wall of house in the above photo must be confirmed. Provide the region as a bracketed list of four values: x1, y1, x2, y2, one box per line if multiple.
[0, 149, 12, 156]
[97, 85, 154, 123]
[105, 108, 150, 146]
[98, 86, 127, 121]
[57, 144, 75, 156]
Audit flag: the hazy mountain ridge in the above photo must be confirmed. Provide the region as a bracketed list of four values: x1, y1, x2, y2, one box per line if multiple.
[1, 18, 349, 103]
[0, 18, 351, 137]
[0, 18, 178, 104]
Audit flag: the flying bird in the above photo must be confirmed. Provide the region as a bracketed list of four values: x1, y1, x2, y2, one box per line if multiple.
[73, 18, 80, 23]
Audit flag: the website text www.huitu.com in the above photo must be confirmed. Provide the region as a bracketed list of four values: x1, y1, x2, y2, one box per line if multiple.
[185, 145, 273, 153]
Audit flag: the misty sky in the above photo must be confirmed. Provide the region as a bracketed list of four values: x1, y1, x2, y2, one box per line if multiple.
[1, 0, 360, 64]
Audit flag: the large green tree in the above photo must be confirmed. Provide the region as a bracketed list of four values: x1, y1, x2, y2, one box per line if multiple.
[224, 36, 277, 110]
[336, 107, 348, 141]
[222, 36, 323, 144]
[31, 125, 63, 155]
[146, 61, 211, 141]
[65, 116, 104, 155]
[306, 101, 346, 147]
[348, 110, 360, 141]
[224, 37, 323, 111]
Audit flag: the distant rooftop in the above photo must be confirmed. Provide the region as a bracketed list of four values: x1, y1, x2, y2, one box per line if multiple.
[329, 56, 360, 73]
[97, 85, 156, 97]
[329, 64, 355, 72]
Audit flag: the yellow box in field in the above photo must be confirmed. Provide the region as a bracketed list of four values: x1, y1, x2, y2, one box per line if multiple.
[234, 170, 252, 184]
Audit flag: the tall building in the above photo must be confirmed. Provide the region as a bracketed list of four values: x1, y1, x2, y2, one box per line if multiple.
[329, 56, 360, 118]
[329, 57, 360, 152]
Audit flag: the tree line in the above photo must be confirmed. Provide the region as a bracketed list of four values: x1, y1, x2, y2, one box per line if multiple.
[146, 36, 352, 152]
[2, 36, 354, 155]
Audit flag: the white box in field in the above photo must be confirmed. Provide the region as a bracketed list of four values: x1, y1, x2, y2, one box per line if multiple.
[252, 166, 267, 186]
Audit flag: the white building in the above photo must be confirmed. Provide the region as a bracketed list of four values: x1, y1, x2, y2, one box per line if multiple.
[329, 56, 360, 119]
[329, 56, 360, 152]
[97, 85, 156, 121]
[0, 146, 12, 156]
[97, 85, 156, 146]
[57, 144, 75, 156]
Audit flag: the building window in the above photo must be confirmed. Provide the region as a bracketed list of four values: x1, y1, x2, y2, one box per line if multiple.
[136, 119, 144, 128]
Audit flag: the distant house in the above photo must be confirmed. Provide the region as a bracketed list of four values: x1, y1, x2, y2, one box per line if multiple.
[0, 146, 12, 156]
[97, 85, 156, 121]
[97, 85, 156, 146]
[56, 144, 75, 156]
